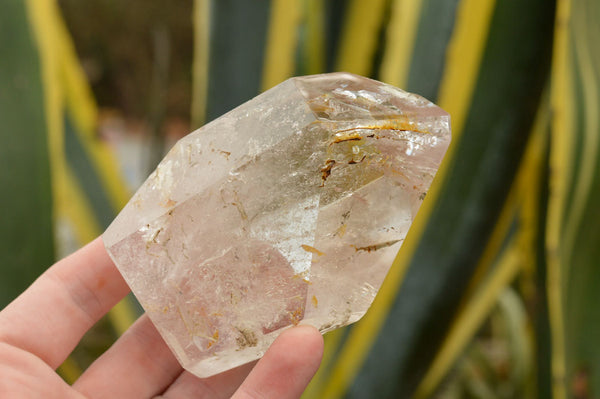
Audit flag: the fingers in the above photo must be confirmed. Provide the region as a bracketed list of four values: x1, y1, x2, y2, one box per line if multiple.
[158, 362, 256, 399]
[76, 321, 322, 399]
[232, 325, 324, 399]
[73, 315, 182, 398]
[0, 342, 85, 399]
[0, 238, 130, 369]
[153, 325, 323, 399]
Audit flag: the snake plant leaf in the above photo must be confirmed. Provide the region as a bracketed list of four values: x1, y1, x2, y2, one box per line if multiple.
[1, 0, 137, 333]
[0, 0, 54, 307]
[549, 0, 600, 396]
[323, 0, 555, 397]
[203, 0, 271, 123]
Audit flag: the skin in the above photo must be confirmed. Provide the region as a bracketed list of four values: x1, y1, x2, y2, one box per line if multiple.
[0, 238, 324, 398]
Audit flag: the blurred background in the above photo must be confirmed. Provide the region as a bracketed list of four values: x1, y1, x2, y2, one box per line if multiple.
[1, 0, 598, 397]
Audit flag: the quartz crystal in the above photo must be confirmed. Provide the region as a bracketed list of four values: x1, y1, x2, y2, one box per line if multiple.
[103, 72, 451, 377]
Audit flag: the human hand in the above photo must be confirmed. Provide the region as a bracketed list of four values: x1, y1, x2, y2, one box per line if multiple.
[0, 238, 324, 398]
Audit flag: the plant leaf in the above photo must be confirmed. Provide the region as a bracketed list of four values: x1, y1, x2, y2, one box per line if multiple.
[0, 0, 54, 307]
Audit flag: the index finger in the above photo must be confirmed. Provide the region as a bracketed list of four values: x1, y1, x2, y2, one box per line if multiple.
[0, 237, 130, 368]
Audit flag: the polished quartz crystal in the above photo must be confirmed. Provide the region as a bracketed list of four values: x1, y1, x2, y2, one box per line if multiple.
[103, 72, 451, 377]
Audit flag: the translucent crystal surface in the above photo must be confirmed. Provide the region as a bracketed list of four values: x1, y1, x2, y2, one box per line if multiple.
[103, 72, 451, 377]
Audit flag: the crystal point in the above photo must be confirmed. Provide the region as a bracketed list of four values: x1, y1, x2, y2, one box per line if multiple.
[103, 72, 451, 377]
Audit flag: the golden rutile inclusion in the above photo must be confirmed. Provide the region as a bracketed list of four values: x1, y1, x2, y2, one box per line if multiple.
[103, 72, 451, 377]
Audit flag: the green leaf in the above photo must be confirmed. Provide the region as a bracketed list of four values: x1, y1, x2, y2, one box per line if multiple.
[0, 0, 54, 307]
[204, 0, 271, 122]
[342, 0, 555, 396]
[561, 0, 600, 396]
[1, 1, 139, 379]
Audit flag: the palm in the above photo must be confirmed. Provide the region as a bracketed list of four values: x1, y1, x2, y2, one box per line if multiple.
[0, 238, 323, 398]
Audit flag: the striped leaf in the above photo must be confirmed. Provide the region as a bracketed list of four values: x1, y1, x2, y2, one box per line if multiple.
[1, 0, 139, 379]
[0, 0, 54, 306]
[322, 0, 555, 397]
[548, 0, 600, 397]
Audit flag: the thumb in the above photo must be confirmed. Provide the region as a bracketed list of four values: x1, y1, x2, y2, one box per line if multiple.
[232, 325, 324, 399]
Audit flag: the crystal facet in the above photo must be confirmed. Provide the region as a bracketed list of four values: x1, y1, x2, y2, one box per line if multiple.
[103, 72, 451, 377]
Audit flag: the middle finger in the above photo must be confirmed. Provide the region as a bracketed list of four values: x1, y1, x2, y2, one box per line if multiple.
[73, 315, 182, 398]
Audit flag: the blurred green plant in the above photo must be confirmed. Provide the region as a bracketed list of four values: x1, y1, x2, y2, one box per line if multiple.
[0, 0, 139, 379]
[2, 0, 599, 397]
